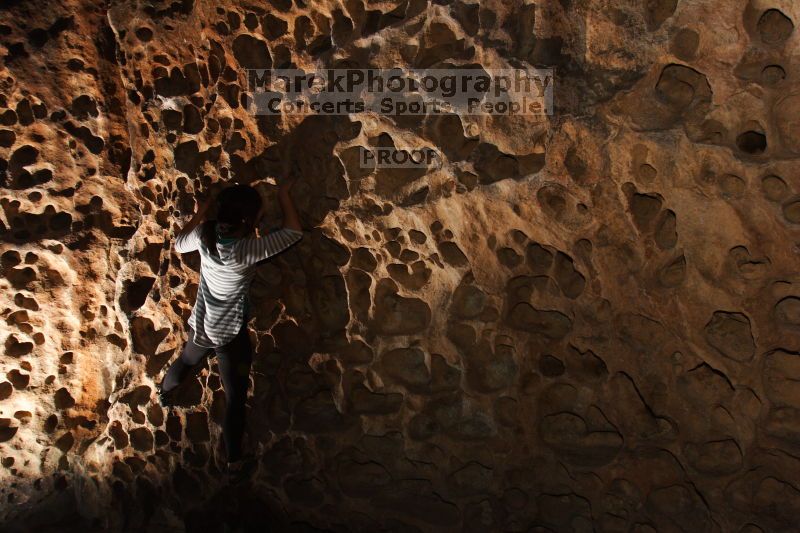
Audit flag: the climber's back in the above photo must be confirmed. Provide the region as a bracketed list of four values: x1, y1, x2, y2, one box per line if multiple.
[173, 184, 303, 347]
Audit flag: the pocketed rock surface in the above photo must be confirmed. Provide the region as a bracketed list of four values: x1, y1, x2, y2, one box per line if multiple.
[0, 0, 799, 531]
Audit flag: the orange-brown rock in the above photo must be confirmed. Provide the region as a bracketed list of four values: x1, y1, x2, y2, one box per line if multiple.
[0, 0, 799, 531]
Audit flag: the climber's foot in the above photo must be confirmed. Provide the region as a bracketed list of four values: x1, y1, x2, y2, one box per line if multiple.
[157, 383, 178, 408]
[226, 455, 257, 485]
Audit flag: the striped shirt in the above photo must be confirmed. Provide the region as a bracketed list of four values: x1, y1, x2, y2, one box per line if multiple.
[174, 223, 304, 348]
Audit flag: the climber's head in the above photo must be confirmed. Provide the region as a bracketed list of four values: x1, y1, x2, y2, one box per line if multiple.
[215, 184, 262, 238]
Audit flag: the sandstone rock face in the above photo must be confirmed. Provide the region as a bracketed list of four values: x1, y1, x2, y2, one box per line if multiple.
[0, 0, 799, 531]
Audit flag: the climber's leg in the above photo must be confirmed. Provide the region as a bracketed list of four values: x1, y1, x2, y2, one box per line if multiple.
[215, 323, 253, 463]
[161, 327, 213, 393]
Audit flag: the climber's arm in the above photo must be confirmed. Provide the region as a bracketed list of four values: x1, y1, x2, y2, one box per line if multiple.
[238, 227, 303, 265]
[237, 173, 303, 264]
[253, 168, 301, 232]
[278, 174, 302, 232]
[174, 195, 212, 253]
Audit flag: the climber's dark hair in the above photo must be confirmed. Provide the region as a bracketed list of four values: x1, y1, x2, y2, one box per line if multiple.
[201, 184, 262, 257]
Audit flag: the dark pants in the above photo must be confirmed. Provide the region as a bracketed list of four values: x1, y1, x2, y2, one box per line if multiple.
[162, 324, 252, 462]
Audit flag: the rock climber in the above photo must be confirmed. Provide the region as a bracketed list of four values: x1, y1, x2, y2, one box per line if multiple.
[157, 175, 303, 479]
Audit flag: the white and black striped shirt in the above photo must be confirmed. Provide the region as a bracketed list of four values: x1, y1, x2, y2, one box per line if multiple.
[174, 224, 303, 347]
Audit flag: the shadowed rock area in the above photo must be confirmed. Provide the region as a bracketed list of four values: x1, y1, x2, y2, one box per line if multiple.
[0, 0, 799, 531]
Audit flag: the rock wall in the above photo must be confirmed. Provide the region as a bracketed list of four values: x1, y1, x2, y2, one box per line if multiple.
[0, 0, 799, 531]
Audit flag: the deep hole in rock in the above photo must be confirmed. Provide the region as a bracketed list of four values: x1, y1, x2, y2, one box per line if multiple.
[736, 130, 767, 154]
